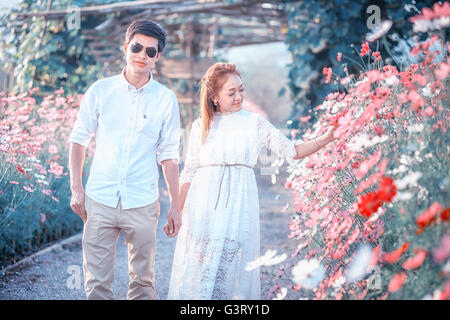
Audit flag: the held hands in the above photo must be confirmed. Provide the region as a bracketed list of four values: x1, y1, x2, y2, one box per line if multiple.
[70, 187, 87, 223]
[164, 206, 182, 237]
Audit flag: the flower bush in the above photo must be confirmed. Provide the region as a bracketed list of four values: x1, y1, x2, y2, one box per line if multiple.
[269, 5, 449, 300]
[0, 88, 94, 267]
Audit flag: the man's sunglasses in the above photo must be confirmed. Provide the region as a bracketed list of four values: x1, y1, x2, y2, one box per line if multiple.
[130, 42, 158, 58]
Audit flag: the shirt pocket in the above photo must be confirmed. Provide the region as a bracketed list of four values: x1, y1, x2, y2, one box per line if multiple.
[136, 113, 160, 141]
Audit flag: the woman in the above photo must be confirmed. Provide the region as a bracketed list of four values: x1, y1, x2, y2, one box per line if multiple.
[167, 63, 337, 299]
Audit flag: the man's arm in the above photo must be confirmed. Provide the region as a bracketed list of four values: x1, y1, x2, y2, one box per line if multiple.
[68, 142, 87, 222]
[160, 159, 182, 237]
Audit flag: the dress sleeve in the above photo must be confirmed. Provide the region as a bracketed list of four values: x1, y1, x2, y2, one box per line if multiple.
[257, 114, 299, 166]
[156, 91, 181, 164]
[180, 118, 202, 185]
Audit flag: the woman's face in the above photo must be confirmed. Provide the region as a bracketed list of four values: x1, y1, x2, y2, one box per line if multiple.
[214, 73, 245, 113]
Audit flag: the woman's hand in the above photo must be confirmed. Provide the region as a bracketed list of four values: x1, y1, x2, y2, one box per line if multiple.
[325, 125, 338, 142]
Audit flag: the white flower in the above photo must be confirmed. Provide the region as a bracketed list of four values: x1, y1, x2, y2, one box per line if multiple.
[408, 123, 424, 133]
[442, 259, 450, 274]
[292, 258, 325, 289]
[400, 154, 413, 165]
[245, 249, 287, 271]
[422, 288, 443, 300]
[413, 20, 434, 33]
[272, 287, 288, 300]
[434, 16, 450, 29]
[366, 20, 392, 41]
[345, 245, 372, 283]
[27, 156, 41, 163]
[332, 276, 346, 289]
[395, 171, 422, 190]
[383, 76, 399, 87]
[348, 133, 389, 152]
[394, 192, 413, 201]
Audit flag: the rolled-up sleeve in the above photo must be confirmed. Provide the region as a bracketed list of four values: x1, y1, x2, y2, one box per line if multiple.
[68, 85, 98, 148]
[157, 91, 181, 164]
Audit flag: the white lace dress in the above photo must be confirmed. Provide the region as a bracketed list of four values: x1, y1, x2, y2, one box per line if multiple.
[167, 109, 297, 300]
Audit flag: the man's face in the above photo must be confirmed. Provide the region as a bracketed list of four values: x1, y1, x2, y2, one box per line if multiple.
[123, 33, 162, 75]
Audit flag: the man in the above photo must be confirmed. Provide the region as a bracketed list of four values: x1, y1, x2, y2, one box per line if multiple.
[68, 20, 182, 300]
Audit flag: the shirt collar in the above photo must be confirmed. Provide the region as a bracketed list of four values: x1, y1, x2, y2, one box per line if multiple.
[120, 67, 153, 93]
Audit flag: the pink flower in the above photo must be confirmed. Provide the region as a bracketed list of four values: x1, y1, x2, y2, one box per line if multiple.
[402, 249, 427, 270]
[434, 58, 450, 80]
[300, 115, 311, 123]
[48, 161, 64, 176]
[433, 234, 450, 263]
[337, 52, 342, 62]
[9, 180, 19, 185]
[323, 67, 332, 84]
[372, 51, 382, 61]
[40, 213, 46, 223]
[388, 272, 407, 293]
[48, 144, 58, 154]
[355, 149, 382, 180]
[23, 185, 35, 193]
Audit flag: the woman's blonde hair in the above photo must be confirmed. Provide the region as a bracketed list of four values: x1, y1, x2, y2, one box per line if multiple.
[199, 62, 241, 144]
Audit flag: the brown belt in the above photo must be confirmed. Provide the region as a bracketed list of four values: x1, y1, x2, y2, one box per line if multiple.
[199, 163, 253, 210]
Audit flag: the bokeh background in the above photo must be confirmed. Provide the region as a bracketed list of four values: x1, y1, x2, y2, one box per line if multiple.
[0, 0, 448, 300]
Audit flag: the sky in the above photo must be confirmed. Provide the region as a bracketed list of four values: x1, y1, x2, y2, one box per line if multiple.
[0, 0, 19, 10]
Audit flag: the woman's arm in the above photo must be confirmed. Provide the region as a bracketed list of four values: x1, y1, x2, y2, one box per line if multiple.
[293, 127, 337, 160]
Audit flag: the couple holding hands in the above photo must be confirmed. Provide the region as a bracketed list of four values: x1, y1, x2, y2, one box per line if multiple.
[68, 20, 337, 300]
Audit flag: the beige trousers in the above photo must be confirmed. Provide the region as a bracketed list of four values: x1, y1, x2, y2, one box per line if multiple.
[82, 195, 160, 300]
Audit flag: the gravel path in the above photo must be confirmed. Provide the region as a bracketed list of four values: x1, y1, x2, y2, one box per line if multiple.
[0, 166, 298, 300]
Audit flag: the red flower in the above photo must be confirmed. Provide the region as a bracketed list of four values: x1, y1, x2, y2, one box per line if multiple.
[382, 242, 410, 264]
[377, 176, 397, 202]
[16, 166, 26, 174]
[374, 125, 385, 135]
[357, 192, 382, 218]
[351, 161, 360, 169]
[417, 202, 443, 229]
[360, 41, 370, 56]
[441, 207, 450, 221]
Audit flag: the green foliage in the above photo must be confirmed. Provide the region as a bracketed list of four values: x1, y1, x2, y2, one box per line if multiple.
[281, 0, 437, 129]
[0, 0, 118, 97]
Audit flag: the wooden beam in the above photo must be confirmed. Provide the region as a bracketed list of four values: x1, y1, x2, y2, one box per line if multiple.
[14, 0, 261, 20]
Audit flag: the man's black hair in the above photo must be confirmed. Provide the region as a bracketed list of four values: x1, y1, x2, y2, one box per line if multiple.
[125, 20, 166, 52]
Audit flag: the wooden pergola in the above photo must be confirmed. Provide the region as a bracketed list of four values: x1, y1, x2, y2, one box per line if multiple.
[14, 0, 289, 124]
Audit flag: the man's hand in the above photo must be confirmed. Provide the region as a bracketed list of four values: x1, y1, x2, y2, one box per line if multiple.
[70, 186, 87, 223]
[163, 206, 182, 237]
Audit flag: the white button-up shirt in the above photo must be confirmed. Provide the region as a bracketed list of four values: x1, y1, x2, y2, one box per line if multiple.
[69, 68, 180, 209]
